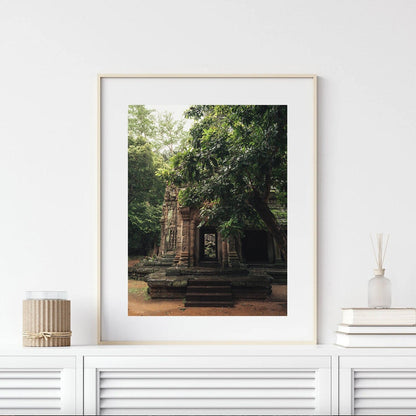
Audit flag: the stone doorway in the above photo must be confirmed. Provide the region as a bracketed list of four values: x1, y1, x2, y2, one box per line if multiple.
[199, 227, 218, 262]
[242, 230, 269, 263]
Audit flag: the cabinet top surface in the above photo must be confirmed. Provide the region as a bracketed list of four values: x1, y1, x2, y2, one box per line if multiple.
[1, 344, 416, 356]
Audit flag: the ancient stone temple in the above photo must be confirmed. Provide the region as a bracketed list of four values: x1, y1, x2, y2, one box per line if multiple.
[158, 186, 179, 259]
[130, 186, 287, 306]
[158, 186, 286, 269]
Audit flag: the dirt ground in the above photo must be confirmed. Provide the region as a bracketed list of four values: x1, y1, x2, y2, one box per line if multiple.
[128, 256, 143, 267]
[128, 280, 287, 316]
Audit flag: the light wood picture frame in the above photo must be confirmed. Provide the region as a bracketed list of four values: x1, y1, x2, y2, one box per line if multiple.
[98, 74, 317, 344]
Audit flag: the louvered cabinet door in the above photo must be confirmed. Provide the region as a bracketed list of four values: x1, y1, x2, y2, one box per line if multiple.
[339, 356, 416, 415]
[0, 356, 76, 415]
[84, 355, 331, 415]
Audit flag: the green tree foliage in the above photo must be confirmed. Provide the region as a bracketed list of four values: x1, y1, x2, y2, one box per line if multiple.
[128, 106, 165, 255]
[153, 112, 189, 160]
[128, 105, 190, 255]
[128, 105, 156, 143]
[169, 105, 287, 259]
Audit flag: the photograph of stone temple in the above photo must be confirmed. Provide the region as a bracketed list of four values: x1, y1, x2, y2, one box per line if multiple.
[159, 186, 286, 269]
[128, 104, 287, 316]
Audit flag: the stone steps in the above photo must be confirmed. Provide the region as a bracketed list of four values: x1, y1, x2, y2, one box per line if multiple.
[185, 281, 234, 307]
[187, 280, 231, 286]
[187, 285, 232, 292]
[166, 267, 249, 277]
[198, 261, 220, 268]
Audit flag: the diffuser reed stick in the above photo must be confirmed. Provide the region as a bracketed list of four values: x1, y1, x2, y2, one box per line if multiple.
[370, 233, 390, 274]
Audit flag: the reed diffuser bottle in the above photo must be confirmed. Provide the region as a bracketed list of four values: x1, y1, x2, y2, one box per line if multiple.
[368, 233, 391, 308]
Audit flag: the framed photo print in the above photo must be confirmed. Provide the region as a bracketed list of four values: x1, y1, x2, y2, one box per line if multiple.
[98, 74, 317, 344]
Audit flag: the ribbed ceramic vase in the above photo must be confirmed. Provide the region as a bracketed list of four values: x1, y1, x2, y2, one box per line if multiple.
[368, 268, 391, 308]
[23, 291, 71, 347]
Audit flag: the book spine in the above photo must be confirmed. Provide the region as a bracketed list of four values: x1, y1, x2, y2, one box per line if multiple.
[336, 332, 416, 347]
[337, 325, 416, 334]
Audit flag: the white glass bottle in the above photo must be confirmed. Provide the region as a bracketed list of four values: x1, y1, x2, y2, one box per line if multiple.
[368, 268, 391, 308]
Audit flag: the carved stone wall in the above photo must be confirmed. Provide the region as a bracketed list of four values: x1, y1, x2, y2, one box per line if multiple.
[158, 185, 285, 268]
[159, 186, 179, 256]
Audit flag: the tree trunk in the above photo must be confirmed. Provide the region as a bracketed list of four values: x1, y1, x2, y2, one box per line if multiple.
[250, 193, 287, 261]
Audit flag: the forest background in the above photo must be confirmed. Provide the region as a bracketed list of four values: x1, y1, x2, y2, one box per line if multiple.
[128, 105, 287, 259]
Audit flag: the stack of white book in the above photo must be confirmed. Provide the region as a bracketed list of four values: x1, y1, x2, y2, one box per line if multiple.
[336, 308, 416, 347]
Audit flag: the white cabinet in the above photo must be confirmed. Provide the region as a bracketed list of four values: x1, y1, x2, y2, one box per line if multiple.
[0, 356, 76, 415]
[339, 356, 416, 415]
[3, 347, 416, 415]
[84, 355, 331, 415]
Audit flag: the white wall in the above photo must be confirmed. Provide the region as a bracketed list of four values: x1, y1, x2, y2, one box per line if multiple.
[1, 0, 416, 346]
